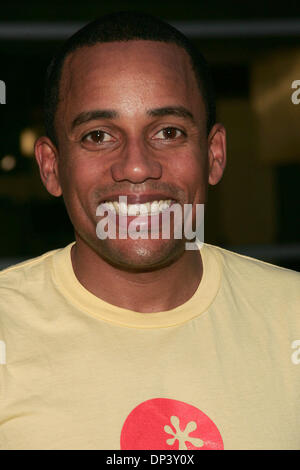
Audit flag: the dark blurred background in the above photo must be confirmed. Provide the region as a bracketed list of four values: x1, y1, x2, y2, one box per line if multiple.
[0, 1, 300, 270]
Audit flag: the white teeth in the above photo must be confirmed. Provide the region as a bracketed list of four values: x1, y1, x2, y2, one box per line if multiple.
[112, 201, 119, 213]
[119, 201, 127, 216]
[139, 203, 149, 215]
[101, 202, 116, 212]
[127, 204, 139, 216]
[100, 199, 172, 216]
[150, 201, 160, 215]
[159, 200, 170, 211]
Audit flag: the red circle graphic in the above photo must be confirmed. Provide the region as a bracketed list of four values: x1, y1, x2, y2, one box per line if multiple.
[120, 398, 224, 450]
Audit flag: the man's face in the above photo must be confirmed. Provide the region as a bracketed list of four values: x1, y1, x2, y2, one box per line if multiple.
[46, 40, 222, 270]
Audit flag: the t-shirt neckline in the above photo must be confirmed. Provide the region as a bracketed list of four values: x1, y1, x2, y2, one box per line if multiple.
[51, 241, 222, 329]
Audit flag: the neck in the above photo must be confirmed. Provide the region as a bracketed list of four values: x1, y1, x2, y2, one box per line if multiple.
[70, 237, 203, 313]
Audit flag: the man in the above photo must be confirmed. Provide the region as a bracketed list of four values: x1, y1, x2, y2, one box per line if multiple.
[0, 11, 299, 450]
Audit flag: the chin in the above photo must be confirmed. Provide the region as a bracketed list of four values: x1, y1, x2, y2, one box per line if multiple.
[95, 237, 185, 272]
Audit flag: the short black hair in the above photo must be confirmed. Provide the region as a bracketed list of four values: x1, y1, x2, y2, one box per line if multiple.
[44, 11, 216, 147]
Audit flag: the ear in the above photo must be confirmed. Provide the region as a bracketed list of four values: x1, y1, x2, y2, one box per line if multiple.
[34, 136, 62, 197]
[208, 123, 226, 186]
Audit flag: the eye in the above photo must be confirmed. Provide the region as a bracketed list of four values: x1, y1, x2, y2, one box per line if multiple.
[153, 127, 186, 140]
[81, 130, 114, 145]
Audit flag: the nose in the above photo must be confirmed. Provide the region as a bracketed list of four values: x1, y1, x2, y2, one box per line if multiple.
[111, 138, 162, 183]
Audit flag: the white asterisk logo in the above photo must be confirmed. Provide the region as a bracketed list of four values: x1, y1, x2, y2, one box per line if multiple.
[164, 415, 204, 450]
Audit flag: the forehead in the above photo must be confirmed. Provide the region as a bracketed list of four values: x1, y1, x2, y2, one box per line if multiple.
[58, 40, 204, 122]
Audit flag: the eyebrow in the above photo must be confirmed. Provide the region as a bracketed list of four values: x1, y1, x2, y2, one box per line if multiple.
[71, 109, 119, 130]
[71, 105, 196, 131]
[146, 106, 196, 124]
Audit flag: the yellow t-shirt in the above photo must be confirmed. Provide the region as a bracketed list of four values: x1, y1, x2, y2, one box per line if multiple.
[0, 242, 299, 450]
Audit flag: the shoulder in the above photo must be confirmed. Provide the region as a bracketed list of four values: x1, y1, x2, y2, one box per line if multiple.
[208, 243, 300, 273]
[204, 243, 300, 302]
[0, 245, 70, 298]
[0, 249, 56, 285]
[0, 245, 74, 331]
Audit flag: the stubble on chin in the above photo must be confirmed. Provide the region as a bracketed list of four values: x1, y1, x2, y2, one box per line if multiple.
[93, 237, 186, 273]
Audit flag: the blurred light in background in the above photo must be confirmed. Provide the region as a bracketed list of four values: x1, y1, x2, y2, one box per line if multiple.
[1, 154, 16, 171]
[20, 128, 37, 157]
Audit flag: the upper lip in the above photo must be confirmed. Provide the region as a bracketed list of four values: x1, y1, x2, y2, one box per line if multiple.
[100, 193, 177, 204]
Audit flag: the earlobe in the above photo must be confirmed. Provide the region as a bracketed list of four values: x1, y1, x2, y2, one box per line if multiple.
[34, 136, 62, 197]
[208, 123, 227, 186]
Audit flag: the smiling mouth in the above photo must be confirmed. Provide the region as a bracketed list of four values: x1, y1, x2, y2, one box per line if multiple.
[99, 199, 176, 216]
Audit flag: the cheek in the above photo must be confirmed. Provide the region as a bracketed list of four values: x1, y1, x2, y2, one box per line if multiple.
[59, 163, 99, 231]
[58, 147, 100, 196]
[166, 149, 208, 193]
